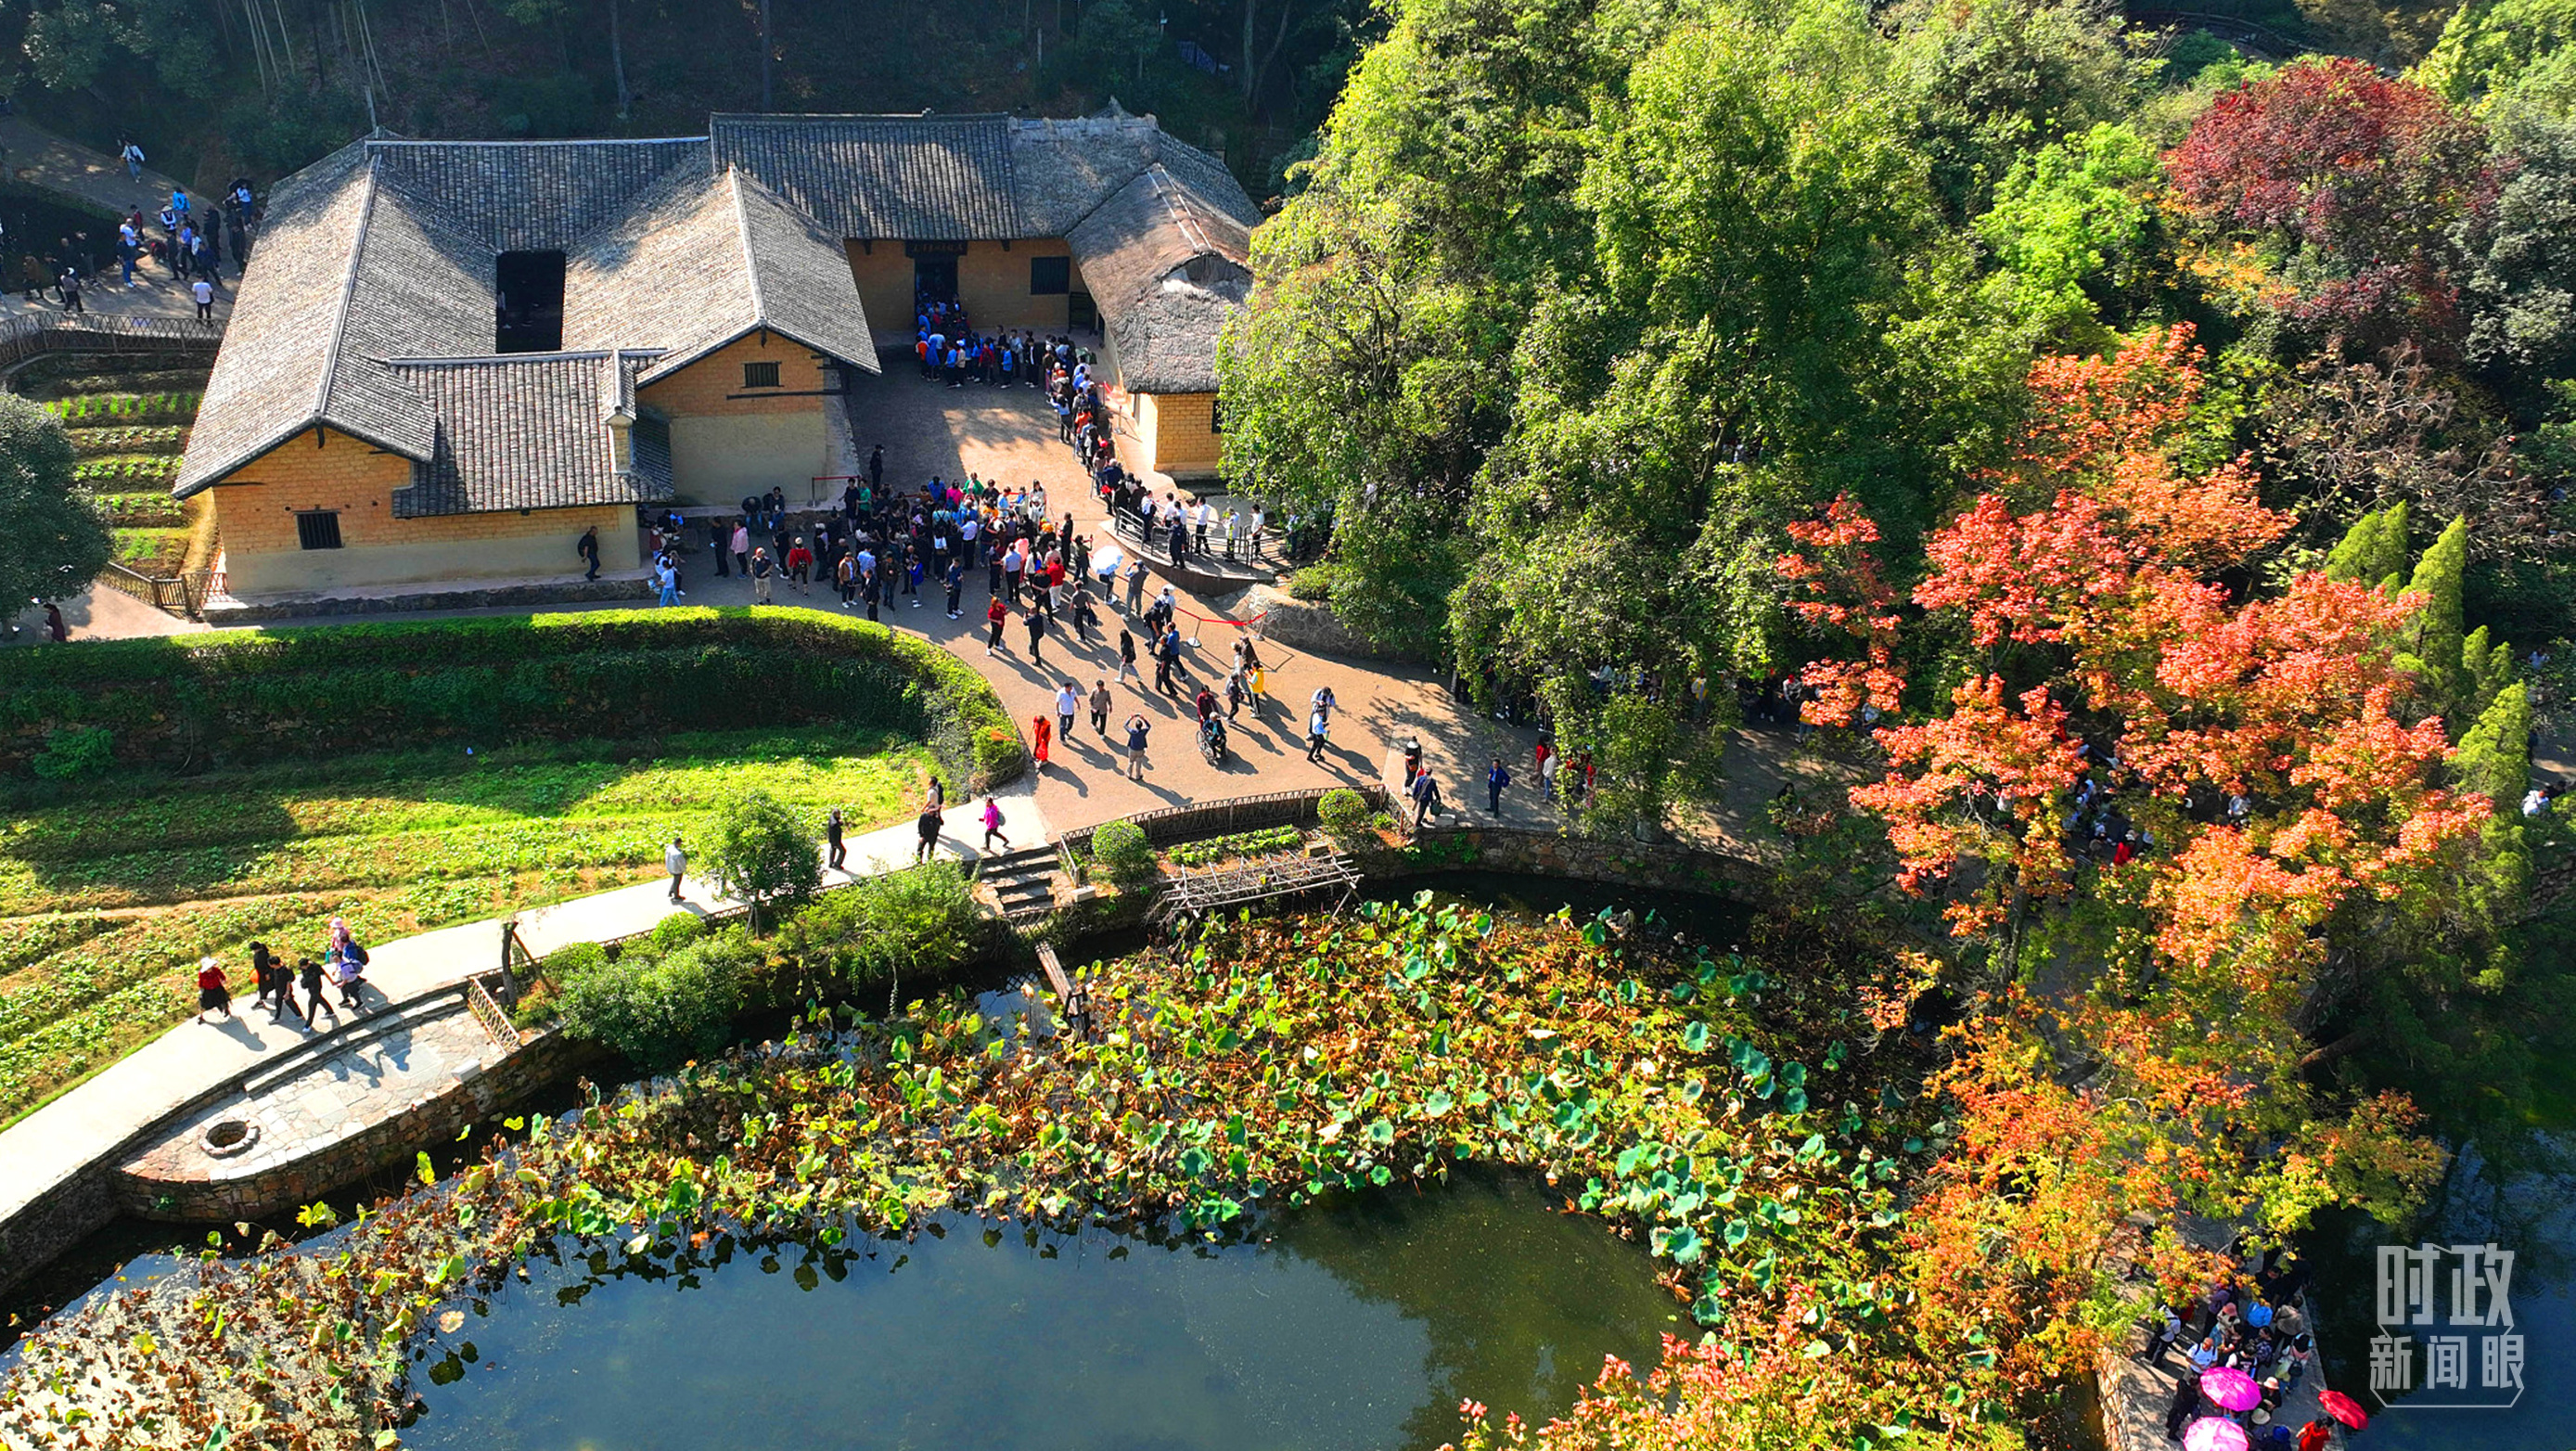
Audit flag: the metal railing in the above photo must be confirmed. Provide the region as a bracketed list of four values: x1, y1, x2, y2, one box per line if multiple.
[93, 561, 224, 621]
[0, 313, 222, 370]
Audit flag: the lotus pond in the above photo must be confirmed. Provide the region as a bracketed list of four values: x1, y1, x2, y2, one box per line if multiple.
[396, 1170, 1677, 1450]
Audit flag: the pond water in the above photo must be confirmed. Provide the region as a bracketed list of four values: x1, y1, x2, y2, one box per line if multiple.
[399, 1172, 1680, 1451]
[2305, 1129, 2576, 1448]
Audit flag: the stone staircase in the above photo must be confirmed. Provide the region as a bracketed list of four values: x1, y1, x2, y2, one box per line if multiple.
[979, 845, 1063, 920]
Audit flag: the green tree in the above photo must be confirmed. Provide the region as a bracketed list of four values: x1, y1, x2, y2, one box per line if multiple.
[2418, 0, 2576, 110]
[1889, 0, 2146, 218]
[2399, 514, 2470, 707]
[707, 790, 822, 931]
[554, 936, 749, 1068]
[0, 392, 109, 612]
[1975, 121, 2159, 332]
[2324, 500, 2412, 588]
[2458, 106, 2576, 381]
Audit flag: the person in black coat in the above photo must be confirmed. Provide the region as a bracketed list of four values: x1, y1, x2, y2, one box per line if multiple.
[2163, 1370, 2204, 1440]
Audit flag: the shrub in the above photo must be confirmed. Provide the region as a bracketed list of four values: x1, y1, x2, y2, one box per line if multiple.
[792, 862, 985, 998]
[1090, 818, 1155, 890]
[648, 911, 705, 953]
[708, 790, 822, 931]
[29, 726, 113, 779]
[1317, 788, 1371, 844]
[540, 941, 609, 983]
[1287, 564, 1338, 601]
[554, 938, 746, 1068]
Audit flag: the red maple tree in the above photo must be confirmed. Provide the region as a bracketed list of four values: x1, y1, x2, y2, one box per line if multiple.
[1777, 324, 2478, 1385]
[2163, 58, 2497, 348]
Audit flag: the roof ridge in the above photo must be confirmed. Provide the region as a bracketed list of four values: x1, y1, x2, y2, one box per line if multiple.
[365, 136, 711, 148]
[726, 167, 768, 325]
[314, 154, 384, 428]
[1146, 165, 1215, 259]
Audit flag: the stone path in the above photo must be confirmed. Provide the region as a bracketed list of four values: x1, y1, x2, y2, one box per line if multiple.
[0, 790, 1047, 1246]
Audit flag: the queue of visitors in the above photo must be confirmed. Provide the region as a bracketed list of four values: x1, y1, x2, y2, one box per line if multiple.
[199, 917, 371, 1030]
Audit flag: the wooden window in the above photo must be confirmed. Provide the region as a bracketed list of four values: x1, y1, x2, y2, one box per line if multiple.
[295, 510, 343, 550]
[1209, 395, 1224, 435]
[1030, 256, 1070, 295]
[743, 360, 783, 389]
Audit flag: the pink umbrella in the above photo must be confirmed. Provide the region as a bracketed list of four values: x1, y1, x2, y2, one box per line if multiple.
[2183, 1417, 2251, 1451]
[2201, 1366, 2262, 1412]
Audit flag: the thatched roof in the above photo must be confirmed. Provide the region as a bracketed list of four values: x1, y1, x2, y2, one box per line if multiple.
[1065, 166, 1251, 394]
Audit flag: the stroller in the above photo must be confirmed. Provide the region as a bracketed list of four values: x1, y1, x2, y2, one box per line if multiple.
[1198, 712, 1229, 764]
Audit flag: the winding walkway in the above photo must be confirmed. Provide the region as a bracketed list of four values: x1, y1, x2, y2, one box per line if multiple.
[0, 790, 1047, 1290]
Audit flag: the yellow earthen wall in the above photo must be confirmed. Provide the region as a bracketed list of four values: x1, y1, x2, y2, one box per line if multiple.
[639, 333, 835, 500]
[843, 238, 1077, 337]
[1136, 392, 1224, 478]
[206, 428, 640, 594]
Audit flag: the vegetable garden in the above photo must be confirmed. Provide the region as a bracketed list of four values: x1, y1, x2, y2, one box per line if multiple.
[0, 610, 1025, 1127]
[0, 894, 1972, 1450]
[9, 353, 209, 583]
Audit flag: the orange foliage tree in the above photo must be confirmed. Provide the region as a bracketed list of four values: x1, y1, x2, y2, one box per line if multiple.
[1777, 324, 2474, 1388]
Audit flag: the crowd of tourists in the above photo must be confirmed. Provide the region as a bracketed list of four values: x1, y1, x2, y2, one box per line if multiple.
[191, 917, 373, 1029]
[18, 173, 255, 323]
[2143, 1239, 2348, 1448]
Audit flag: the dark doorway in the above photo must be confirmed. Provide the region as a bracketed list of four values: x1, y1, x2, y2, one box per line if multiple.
[914, 253, 957, 304]
[495, 250, 566, 353]
[1068, 290, 1097, 332]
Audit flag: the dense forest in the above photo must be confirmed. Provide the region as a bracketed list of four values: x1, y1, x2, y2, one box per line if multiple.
[0, 0, 1382, 198]
[1218, 0, 2576, 1438]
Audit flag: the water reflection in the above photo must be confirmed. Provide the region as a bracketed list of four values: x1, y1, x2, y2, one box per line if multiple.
[402, 1172, 1676, 1451]
[2308, 1132, 2576, 1448]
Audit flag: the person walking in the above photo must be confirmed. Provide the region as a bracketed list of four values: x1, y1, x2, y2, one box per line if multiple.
[788, 535, 814, 595]
[194, 956, 232, 1024]
[732, 521, 751, 577]
[709, 519, 731, 576]
[825, 807, 847, 872]
[986, 594, 1009, 655]
[43, 601, 66, 643]
[298, 956, 339, 1027]
[1024, 606, 1047, 664]
[1486, 757, 1512, 815]
[1124, 558, 1147, 615]
[1409, 767, 1442, 830]
[915, 801, 943, 862]
[1306, 706, 1329, 764]
[1089, 678, 1112, 738]
[1158, 625, 1185, 699]
[121, 139, 146, 182]
[1118, 626, 1140, 687]
[944, 557, 965, 618]
[326, 919, 368, 1011]
[576, 525, 601, 581]
[1032, 712, 1053, 771]
[664, 836, 688, 903]
[980, 796, 1008, 852]
[1124, 713, 1151, 780]
[1054, 681, 1080, 746]
[191, 276, 214, 325]
[655, 559, 683, 607]
[750, 548, 775, 604]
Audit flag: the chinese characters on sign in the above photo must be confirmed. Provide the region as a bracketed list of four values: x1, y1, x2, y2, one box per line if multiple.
[2368, 1242, 2523, 1408]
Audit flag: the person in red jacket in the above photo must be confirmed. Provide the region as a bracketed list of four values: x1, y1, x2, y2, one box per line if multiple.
[195, 956, 232, 1023]
[986, 594, 1009, 656]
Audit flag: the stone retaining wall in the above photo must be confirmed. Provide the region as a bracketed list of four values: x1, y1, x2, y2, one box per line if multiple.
[208, 573, 653, 623]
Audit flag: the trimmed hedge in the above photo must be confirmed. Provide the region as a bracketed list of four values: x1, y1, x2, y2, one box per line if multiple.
[0, 609, 1027, 790]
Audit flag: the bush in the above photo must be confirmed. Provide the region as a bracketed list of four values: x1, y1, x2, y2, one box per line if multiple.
[1317, 788, 1371, 844]
[790, 862, 985, 997]
[648, 911, 705, 953]
[540, 941, 609, 983]
[708, 790, 821, 931]
[28, 726, 112, 779]
[1287, 564, 1339, 601]
[1090, 818, 1155, 890]
[554, 936, 747, 1069]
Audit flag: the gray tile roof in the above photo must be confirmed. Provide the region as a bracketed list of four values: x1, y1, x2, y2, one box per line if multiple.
[369, 138, 711, 250]
[710, 114, 1020, 241]
[1066, 166, 1252, 394]
[391, 353, 672, 517]
[182, 112, 1259, 513]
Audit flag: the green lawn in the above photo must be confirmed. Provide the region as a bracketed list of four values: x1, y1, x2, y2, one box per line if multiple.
[0, 727, 941, 1126]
